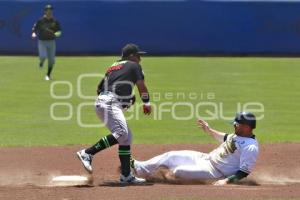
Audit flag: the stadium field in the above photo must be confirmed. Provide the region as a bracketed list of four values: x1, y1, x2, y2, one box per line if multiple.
[0, 56, 299, 146]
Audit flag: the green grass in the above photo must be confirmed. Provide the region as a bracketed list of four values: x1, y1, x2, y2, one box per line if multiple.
[0, 56, 299, 146]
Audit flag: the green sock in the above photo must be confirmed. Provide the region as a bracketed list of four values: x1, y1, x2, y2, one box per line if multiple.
[85, 134, 118, 155]
[119, 145, 131, 177]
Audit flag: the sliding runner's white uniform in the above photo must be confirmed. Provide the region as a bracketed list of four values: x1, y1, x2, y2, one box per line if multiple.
[134, 133, 259, 180]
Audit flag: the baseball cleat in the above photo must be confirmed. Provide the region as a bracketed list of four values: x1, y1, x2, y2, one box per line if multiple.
[119, 173, 146, 184]
[76, 149, 93, 173]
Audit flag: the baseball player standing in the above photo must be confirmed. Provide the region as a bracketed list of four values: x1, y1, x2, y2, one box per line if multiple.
[77, 43, 151, 184]
[32, 4, 61, 81]
[132, 112, 259, 185]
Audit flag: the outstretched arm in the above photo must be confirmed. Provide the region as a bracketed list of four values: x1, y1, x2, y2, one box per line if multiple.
[213, 170, 249, 186]
[197, 119, 226, 143]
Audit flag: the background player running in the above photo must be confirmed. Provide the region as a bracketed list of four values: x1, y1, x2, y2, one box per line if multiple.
[32, 4, 62, 81]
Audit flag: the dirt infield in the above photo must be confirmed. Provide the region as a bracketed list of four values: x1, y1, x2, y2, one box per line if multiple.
[0, 144, 299, 200]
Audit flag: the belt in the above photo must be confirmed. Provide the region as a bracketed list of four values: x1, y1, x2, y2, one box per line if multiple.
[99, 91, 130, 102]
[100, 91, 114, 96]
[99, 91, 133, 108]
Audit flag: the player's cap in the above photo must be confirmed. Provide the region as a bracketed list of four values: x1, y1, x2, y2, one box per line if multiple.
[122, 43, 146, 58]
[44, 4, 53, 10]
[233, 112, 256, 129]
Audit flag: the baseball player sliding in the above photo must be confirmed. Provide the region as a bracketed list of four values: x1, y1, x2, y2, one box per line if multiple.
[131, 112, 259, 185]
[77, 43, 151, 184]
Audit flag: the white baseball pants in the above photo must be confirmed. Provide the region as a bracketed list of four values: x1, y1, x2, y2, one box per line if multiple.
[95, 93, 132, 146]
[134, 150, 224, 181]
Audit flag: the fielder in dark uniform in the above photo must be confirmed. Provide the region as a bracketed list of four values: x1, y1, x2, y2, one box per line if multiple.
[77, 43, 151, 184]
[32, 4, 61, 81]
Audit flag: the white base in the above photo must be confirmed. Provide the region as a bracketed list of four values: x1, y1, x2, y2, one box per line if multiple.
[50, 175, 91, 186]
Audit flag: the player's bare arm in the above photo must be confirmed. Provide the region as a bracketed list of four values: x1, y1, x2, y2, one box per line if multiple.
[197, 119, 226, 143]
[136, 80, 151, 115]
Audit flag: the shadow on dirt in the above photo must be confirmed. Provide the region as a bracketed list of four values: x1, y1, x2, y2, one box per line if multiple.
[99, 181, 154, 187]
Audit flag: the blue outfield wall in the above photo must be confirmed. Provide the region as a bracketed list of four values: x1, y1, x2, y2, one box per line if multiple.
[0, 0, 300, 55]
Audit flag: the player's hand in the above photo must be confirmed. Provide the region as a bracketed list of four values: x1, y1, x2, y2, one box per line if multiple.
[197, 119, 210, 132]
[213, 179, 228, 186]
[31, 32, 37, 39]
[143, 103, 151, 115]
